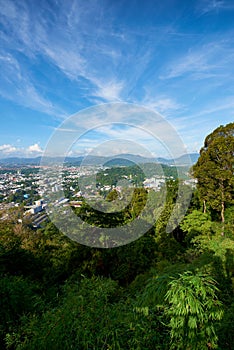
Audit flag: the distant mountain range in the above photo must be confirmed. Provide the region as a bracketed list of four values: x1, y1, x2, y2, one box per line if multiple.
[0, 153, 199, 167]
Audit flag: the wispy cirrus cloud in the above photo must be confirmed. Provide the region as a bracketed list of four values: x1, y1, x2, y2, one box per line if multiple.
[49, 103, 187, 158]
[180, 96, 234, 125]
[168, 95, 234, 150]
[0, 0, 233, 156]
[142, 94, 182, 115]
[92, 81, 124, 102]
[0, 0, 179, 109]
[0, 0, 126, 112]
[160, 39, 234, 80]
[0, 52, 67, 118]
[197, 0, 234, 15]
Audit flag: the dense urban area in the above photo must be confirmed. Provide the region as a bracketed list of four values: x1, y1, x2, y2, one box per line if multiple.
[0, 161, 195, 229]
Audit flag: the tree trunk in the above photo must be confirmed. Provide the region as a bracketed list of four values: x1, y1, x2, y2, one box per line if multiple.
[221, 201, 225, 236]
[221, 201, 225, 223]
[203, 200, 206, 214]
[220, 180, 225, 235]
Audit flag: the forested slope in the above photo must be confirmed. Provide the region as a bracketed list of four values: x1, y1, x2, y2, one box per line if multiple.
[0, 123, 233, 349]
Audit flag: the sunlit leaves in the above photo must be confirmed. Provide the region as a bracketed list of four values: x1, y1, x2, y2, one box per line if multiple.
[165, 271, 223, 350]
[193, 122, 234, 224]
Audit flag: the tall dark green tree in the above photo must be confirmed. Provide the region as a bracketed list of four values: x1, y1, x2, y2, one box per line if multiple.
[193, 123, 234, 225]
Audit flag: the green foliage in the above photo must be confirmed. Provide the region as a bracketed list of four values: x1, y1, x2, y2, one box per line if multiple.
[106, 189, 119, 201]
[217, 302, 234, 350]
[75, 187, 148, 231]
[0, 222, 41, 278]
[7, 277, 168, 350]
[192, 233, 234, 271]
[165, 271, 223, 350]
[193, 122, 234, 223]
[0, 276, 43, 348]
[104, 234, 157, 284]
[96, 164, 145, 187]
[95, 163, 179, 189]
[140, 264, 186, 307]
[180, 210, 214, 244]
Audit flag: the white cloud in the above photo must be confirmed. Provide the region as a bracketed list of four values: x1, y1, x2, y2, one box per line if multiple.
[0, 144, 17, 153]
[0, 0, 128, 110]
[0, 0, 169, 108]
[197, 0, 234, 15]
[41, 45, 85, 81]
[0, 143, 44, 158]
[27, 143, 43, 153]
[0, 0, 17, 19]
[0, 53, 66, 118]
[0, 0, 232, 157]
[142, 96, 182, 114]
[160, 51, 212, 80]
[93, 80, 124, 102]
[177, 96, 234, 126]
[160, 40, 234, 80]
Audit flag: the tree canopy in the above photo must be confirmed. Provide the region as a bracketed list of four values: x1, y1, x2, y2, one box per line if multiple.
[193, 122, 234, 224]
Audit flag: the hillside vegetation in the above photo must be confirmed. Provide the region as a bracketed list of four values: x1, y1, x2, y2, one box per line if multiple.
[0, 123, 233, 350]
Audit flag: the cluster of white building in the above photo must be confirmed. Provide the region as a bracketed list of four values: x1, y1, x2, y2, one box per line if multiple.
[143, 177, 166, 191]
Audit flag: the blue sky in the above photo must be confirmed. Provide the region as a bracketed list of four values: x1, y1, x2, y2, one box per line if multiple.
[0, 0, 234, 158]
